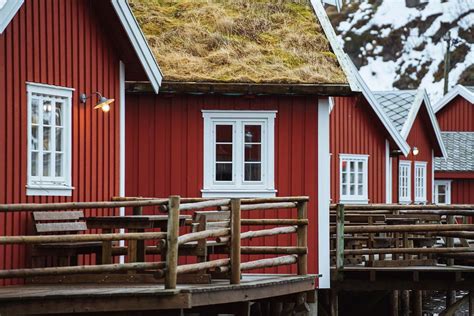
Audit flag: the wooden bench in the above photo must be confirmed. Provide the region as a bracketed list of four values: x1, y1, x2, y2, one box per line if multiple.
[31, 211, 102, 267]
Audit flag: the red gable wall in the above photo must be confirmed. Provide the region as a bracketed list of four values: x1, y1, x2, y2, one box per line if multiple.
[0, 0, 122, 284]
[436, 96, 473, 132]
[125, 93, 321, 277]
[330, 96, 389, 203]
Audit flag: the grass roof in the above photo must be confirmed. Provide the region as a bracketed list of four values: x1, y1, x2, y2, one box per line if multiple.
[129, 0, 348, 85]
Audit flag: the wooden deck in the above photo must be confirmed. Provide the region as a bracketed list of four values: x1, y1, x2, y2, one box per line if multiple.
[0, 274, 316, 315]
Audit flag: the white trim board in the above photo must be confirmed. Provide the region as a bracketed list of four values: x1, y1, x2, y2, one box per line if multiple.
[0, 0, 24, 34]
[317, 97, 331, 289]
[119, 60, 126, 264]
[111, 0, 162, 93]
[433, 85, 474, 114]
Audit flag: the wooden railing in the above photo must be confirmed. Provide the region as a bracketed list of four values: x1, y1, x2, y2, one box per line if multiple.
[0, 196, 310, 289]
[330, 204, 474, 278]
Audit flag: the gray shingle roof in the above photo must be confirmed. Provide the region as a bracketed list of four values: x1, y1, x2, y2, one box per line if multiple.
[372, 91, 418, 133]
[434, 132, 474, 172]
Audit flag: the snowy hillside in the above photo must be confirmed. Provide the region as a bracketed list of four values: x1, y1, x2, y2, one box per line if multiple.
[327, 0, 474, 103]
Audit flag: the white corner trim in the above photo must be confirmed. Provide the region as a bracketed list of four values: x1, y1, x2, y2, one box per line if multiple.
[317, 97, 330, 289]
[346, 62, 410, 156]
[119, 61, 126, 264]
[111, 0, 162, 93]
[433, 85, 474, 113]
[0, 0, 24, 34]
[385, 140, 392, 204]
[309, 0, 360, 92]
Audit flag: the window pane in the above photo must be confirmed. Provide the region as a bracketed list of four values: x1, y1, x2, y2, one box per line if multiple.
[245, 163, 261, 181]
[31, 98, 39, 124]
[43, 127, 51, 150]
[55, 102, 63, 126]
[244, 125, 261, 143]
[216, 125, 232, 142]
[55, 153, 63, 177]
[438, 185, 446, 194]
[43, 100, 52, 125]
[438, 194, 446, 204]
[350, 184, 355, 195]
[216, 163, 232, 181]
[31, 152, 38, 176]
[358, 161, 363, 171]
[216, 144, 232, 161]
[350, 173, 355, 184]
[245, 144, 261, 162]
[43, 153, 51, 176]
[31, 126, 39, 150]
[358, 184, 363, 195]
[56, 128, 63, 152]
[350, 161, 355, 172]
[341, 160, 347, 172]
[342, 184, 347, 195]
[358, 172, 363, 184]
[342, 172, 347, 185]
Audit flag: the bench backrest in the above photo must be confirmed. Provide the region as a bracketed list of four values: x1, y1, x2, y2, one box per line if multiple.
[32, 211, 88, 234]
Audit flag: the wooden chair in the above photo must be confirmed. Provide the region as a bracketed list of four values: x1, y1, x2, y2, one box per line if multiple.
[31, 211, 102, 267]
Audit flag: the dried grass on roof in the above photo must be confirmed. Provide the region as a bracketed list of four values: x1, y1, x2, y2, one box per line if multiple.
[129, 0, 347, 84]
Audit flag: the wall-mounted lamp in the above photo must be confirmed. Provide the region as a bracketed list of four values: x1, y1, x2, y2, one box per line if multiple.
[80, 92, 114, 113]
[412, 147, 419, 156]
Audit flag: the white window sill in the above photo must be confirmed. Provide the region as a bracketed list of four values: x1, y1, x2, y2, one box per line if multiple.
[398, 200, 411, 205]
[414, 200, 427, 205]
[26, 185, 74, 197]
[339, 199, 369, 205]
[201, 189, 277, 198]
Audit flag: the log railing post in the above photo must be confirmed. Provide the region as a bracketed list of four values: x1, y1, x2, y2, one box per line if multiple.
[230, 198, 241, 284]
[297, 201, 308, 275]
[335, 204, 345, 280]
[165, 195, 180, 289]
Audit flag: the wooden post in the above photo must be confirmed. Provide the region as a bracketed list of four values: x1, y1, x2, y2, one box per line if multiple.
[230, 198, 241, 284]
[101, 228, 113, 264]
[391, 290, 399, 316]
[469, 291, 474, 316]
[132, 206, 145, 262]
[165, 196, 180, 289]
[447, 215, 455, 266]
[330, 290, 338, 316]
[335, 204, 345, 280]
[401, 290, 410, 316]
[297, 201, 308, 275]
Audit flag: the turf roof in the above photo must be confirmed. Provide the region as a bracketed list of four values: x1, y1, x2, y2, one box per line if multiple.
[129, 0, 348, 85]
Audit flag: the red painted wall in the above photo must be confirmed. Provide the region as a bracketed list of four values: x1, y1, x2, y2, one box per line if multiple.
[392, 108, 435, 203]
[330, 96, 389, 203]
[125, 93, 320, 276]
[436, 96, 473, 132]
[0, 0, 121, 284]
[451, 179, 474, 204]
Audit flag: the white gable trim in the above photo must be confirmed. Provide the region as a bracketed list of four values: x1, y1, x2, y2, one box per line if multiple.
[401, 89, 447, 158]
[310, 0, 360, 92]
[111, 0, 162, 93]
[348, 62, 411, 156]
[0, 0, 24, 34]
[433, 85, 474, 113]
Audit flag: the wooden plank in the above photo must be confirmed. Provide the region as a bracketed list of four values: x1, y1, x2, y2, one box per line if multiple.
[241, 246, 307, 255]
[165, 196, 180, 289]
[241, 219, 308, 226]
[33, 211, 84, 221]
[0, 232, 167, 244]
[241, 255, 297, 271]
[230, 198, 241, 284]
[35, 222, 88, 233]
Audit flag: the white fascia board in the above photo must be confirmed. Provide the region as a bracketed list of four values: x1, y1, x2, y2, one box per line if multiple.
[347, 62, 410, 156]
[433, 85, 474, 113]
[111, 0, 163, 93]
[400, 90, 424, 139]
[0, 0, 24, 34]
[310, 0, 360, 92]
[422, 91, 448, 158]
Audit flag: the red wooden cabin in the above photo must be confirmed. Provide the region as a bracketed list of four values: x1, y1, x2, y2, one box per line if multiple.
[432, 85, 474, 206]
[330, 70, 410, 204]
[0, 0, 162, 284]
[123, 0, 355, 288]
[374, 90, 447, 204]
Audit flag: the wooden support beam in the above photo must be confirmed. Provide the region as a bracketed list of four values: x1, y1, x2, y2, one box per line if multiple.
[165, 196, 180, 290]
[176, 259, 230, 274]
[441, 293, 468, 316]
[240, 246, 307, 255]
[241, 219, 308, 226]
[177, 228, 230, 245]
[240, 255, 297, 271]
[332, 224, 474, 234]
[297, 201, 308, 275]
[230, 198, 241, 284]
[335, 204, 344, 281]
[413, 290, 422, 316]
[391, 290, 399, 316]
[0, 232, 167, 244]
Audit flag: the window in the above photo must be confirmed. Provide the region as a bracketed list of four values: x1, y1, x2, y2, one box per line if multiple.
[339, 154, 369, 204]
[414, 162, 427, 203]
[399, 161, 411, 203]
[434, 180, 451, 205]
[27, 83, 73, 196]
[202, 110, 276, 197]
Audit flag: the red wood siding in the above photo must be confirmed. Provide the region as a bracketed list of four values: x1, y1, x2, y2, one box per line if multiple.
[0, 0, 121, 284]
[436, 96, 473, 131]
[330, 96, 389, 203]
[125, 94, 320, 277]
[392, 109, 435, 203]
[450, 179, 474, 204]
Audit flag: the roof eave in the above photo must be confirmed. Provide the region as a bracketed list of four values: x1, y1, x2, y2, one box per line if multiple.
[433, 85, 474, 113]
[0, 0, 24, 34]
[111, 0, 163, 94]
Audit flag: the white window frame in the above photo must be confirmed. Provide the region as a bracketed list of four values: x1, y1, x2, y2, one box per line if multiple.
[339, 154, 369, 204]
[434, 180, 451, 205]
[414, 161, 428, 204]
[202, 110, 276, 198]
[26, 82, 74, 196]
[399, 161, 411, 204]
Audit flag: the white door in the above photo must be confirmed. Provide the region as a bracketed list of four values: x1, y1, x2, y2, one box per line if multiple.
[434, 180, 451, 204]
